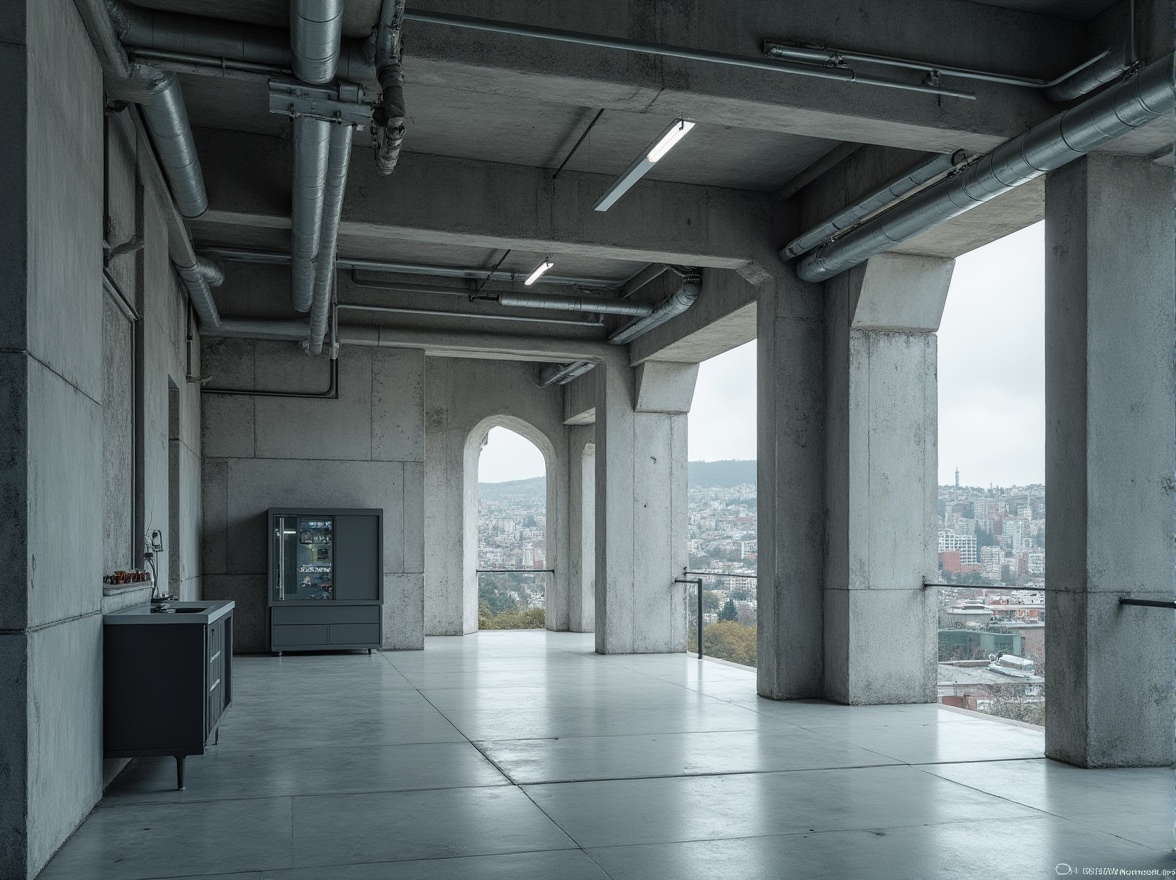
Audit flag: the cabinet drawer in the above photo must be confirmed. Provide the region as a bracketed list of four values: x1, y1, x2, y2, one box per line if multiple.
[272, 624, 328, 647]
[273, 605, 380, 626]
[329, 623, 380, 646]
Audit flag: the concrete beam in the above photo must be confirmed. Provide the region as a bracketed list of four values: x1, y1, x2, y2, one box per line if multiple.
[340, 324, 616, 363]
[195, 130, 791, 277]
[629, 269, 761, 365]
[403, 0, 1084, 153]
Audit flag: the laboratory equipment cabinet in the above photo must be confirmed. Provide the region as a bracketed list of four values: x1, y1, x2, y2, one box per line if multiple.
[268, 508, 384, 653]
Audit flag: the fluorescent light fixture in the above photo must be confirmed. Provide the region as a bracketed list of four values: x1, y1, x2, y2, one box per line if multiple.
[524, 261, 554, 286]
[647, 119, 695, 162]
[593, 118, 696, 212]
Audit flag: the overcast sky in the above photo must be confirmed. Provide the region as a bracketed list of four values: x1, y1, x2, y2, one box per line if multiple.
[480, 222, 1045, 485]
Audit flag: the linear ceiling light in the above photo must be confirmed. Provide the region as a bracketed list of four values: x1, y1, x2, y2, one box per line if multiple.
[593, 119, 696, 212]
[524, 260, 554, 285]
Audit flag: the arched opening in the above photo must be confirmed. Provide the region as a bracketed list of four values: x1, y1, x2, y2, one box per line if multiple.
[465, 419, 555, 631]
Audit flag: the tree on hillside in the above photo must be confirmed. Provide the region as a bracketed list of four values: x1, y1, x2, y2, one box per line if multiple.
[719, 598, 738, 622]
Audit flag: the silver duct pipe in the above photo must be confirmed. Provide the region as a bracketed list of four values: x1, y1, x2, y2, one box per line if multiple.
[291, 117, 332, 312]
[496, 291, 653, 317]
[175, 260, 222, 333]
[608, 274, 702, 345]
[307, 124, 354, 354]
[137, 73, 208, 218]
[538, 362, 595, 386]
[1045, 43, 1133, 102]
[781, 149, 967, 259]
[203, 320, 311, 341]
[795, 53, 1176, 283]
[193, 255, 224, 288]
[291, 0, 344, 84]
[107, 0, 374, 83]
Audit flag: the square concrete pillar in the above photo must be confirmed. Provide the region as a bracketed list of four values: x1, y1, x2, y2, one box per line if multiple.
[567, 426, 596, 633]
[757, 270, 826, 698]
[823, 254, 953, 704]
[594, 354, 694, 653]
[1044, 154, 1176, 767]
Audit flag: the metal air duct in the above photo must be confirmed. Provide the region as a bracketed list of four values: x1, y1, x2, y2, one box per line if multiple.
[306, 124, 354, 354]
[290, 117, 332, 313]
[175, 258, 223, 333]
[608, 273, 702, 345]
[496, 292, 653, 317]
[538, 362, 595, 386]
[290, 0, 345, 84]
[137, 73, 208, 218]
[795, 53, 1176, 283]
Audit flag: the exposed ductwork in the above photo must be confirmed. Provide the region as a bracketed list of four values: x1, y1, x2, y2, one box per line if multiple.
[794, 53, 1176, 283]
[136, 73, 208, 218]
[290, 118, 333, 313]
[175, 256, 224, 333]
[608, 273, 702, 345]
[782, 150, 968, 260]
[306, 124, 354, 354]
[291, 0, 344, 84]
[372, 0, 407, 175]
[538, 362, 595, 386]
[1045, 43, 1134, 102]
[495, 291, 653, 317]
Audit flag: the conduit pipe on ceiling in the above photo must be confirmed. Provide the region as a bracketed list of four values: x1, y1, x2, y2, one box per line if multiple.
[495, 291, 653, 317]
[538, 362, 595, 386]
[175, 256, 224, 333]
[782, 149, 968, 259]
[608, 272, 701, 345]
[291, 0, 344, 84]
[794, 52, 1176, 283]
[307, 124, 354, 353]
[106, 1, 375, 83]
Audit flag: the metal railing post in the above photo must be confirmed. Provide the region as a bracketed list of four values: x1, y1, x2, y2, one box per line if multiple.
[675, 575, 704, 659]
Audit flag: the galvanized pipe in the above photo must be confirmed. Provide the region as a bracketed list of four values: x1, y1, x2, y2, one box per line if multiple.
[137, 73, 208, 218]
[406, 10, 975, 101]
[374, 0, 407, 175]
[175, 260, 222, 332]
[203, 319, 311, 341]
[538, 362, 595, 386]
[609, 274, 702, 345]
[291, 117, 332, 313]
[781, 149, 966, 259]
[307, 124, 354, 354]
[497, 291, 653, 317]
[291, 0, 344, 84]
[795, 53, 1176, 283]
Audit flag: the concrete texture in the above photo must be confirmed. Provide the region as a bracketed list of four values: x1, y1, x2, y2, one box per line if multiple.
[634, 362, 698, 413]
[200, 340, 427, 651]
[594, 353, 689, 653]
[821, 256, 950, 704]
[756, 269, 826, 699]
[568, 431, 596, 633]
[424, 358, 569, 635]
[1044, 154, 1176, 767]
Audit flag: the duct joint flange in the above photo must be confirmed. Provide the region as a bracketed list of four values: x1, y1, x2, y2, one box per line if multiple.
[269, 81, 373, 126]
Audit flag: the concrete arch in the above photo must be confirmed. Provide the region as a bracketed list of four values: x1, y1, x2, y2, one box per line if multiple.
[423, 358, 571, 636]
[464, 416, 561, 632]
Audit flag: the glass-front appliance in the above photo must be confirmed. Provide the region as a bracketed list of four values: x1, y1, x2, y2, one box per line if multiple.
[273, 515, 334, 601]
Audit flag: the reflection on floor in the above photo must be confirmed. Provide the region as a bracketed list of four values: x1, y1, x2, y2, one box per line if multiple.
[41, 631, 1176, 879]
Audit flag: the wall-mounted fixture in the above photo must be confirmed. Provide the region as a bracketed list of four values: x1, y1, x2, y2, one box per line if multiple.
[593, 119, 695, 212]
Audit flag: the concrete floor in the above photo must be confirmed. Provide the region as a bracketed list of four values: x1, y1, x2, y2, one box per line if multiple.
[40, 632, 1176, 879]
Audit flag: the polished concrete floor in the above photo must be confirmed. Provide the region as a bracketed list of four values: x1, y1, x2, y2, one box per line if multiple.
[41, 631, 1176, 879]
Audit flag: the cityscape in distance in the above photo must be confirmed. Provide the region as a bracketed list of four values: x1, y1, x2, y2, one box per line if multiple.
[478, 460, 1047, 725]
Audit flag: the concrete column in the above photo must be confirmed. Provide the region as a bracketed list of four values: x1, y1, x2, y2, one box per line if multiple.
[757, 269, 826, 698]
[594, 355, 695, 653]
[824, 254, 952, 704]
[1044, 154, 1176, 767]
[567, 427, 596, 632]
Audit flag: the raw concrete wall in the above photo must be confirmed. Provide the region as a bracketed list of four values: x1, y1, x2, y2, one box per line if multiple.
[201, 342, 426, 652]
[0, 0, 204, 874]
[424, 358, 570, 634]
[568, 429, 596, 633]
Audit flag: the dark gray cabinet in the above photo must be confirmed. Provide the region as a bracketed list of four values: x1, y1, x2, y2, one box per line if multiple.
[268, 508, 383, 653]
[103, 600, 235, 790]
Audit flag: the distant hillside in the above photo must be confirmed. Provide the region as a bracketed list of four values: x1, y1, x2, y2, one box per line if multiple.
[688, 460, 756, 488]
[479, 460, 757, 498]
[478, 475, 545, 502]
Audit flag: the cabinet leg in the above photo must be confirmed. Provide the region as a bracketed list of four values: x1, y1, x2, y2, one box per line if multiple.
[176, 755, 186, 791]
